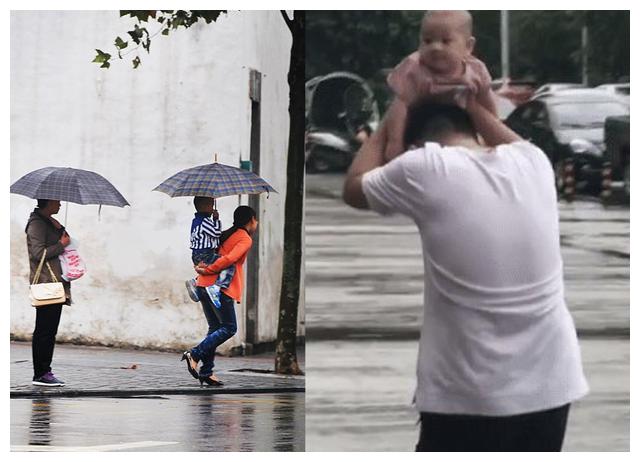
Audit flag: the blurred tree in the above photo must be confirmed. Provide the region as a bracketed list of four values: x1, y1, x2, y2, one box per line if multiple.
[306, 10, 629, 88]
[306, 10, 423, 79]
[584, 10, 630, 84]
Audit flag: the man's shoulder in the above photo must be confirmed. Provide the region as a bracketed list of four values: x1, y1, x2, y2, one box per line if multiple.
[500, 140, 548, 159]
[383, 145, 429, 170]
[498, 141, 554, 174]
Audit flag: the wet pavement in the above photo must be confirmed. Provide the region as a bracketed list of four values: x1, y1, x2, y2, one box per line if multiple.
[10, 342, 305, 397]
[305, 173, 629, 451]
[10, 342, 305, 451]
[11, 394, 304, 451]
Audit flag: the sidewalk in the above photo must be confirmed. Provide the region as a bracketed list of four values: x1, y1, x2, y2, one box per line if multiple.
[306, 337, 629, 451]
[10, 342, 305, 398]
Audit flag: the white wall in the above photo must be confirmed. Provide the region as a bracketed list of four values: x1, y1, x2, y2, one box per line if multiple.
[10, 10, 302, 353]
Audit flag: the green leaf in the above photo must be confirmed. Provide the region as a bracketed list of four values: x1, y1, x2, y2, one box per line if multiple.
[132, 56, 141, 69]
[192, 10, 225, 24]
[120, 10, 155, 22]
[100, 61, 110, 69]
[127, 24, 144, 44]
[114, 36, 128, 50]
[172, 15, 185, 28]
[162, 28, 170, 36]
[92, 49, 111, 64]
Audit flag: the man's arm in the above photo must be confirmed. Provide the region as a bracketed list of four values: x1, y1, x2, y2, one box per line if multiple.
[383, 98, 409, 162]
[477, 88, 499, 118]
[466, 96, 522, 146]
[343, 121, 388, 209]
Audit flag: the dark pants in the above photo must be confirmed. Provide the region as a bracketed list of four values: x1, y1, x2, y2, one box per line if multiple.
[416, 403, 571, 452]
[191, 288, 237, 378]
[32, 304, 63, 379]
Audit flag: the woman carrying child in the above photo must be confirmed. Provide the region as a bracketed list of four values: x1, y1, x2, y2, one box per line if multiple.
[181, 205, 258, 386]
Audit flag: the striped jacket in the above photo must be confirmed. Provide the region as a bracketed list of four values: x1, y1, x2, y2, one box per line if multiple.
[190, 213, 222, 250]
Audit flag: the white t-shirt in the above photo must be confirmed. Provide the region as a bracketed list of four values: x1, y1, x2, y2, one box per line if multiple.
[362, 141, 589, 416]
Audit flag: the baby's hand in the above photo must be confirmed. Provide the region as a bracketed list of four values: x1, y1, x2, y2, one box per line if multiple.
[212, 210, 219, 220]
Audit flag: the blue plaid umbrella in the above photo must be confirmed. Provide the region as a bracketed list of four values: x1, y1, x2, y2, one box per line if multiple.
[153, 162, 277, 198]
[10, 167, 130, 207]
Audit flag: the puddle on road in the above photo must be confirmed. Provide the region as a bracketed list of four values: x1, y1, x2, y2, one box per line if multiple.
[11, 394, 304, 451]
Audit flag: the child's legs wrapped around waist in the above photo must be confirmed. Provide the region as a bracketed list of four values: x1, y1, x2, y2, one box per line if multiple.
[215, 265, 236, 289]
[191, 248, 216, 265]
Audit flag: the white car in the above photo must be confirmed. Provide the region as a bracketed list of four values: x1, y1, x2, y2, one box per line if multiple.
[531, 83, 586, 100]
[596, 83, 630, 97]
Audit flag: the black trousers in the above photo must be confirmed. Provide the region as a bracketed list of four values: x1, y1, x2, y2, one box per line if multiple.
[416, 403, 571, 452]
[32, 304, 63, 379]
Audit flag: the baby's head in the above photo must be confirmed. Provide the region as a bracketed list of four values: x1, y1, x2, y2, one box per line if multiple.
[419, 10, 476, 75]
[194, 196, 214, 215]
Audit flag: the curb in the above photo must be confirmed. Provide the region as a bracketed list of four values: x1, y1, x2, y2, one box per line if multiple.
[11, 386, 305, 399]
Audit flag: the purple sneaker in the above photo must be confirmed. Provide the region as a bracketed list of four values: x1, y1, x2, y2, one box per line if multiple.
[32, 371, 65, 387]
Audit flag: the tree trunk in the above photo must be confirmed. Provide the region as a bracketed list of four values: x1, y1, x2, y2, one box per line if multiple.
[275, 11, 305, 375]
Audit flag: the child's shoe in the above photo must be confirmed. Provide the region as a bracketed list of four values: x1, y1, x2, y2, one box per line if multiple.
[185, 278, 200, 302]
[205, 285, 222, 310]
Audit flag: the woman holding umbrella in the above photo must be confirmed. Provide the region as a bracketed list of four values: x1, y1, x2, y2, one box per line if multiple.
[25, 199, 71, 386]
[152, 157, 274, 386]
[12, 166, 130, 387]
[182, 205, 258, 386]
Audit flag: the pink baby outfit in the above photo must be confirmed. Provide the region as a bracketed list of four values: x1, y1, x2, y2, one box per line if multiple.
[387, 52, 492, 108]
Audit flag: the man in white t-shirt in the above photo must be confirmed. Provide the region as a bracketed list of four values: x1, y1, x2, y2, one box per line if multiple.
[343, 97, 588, 451]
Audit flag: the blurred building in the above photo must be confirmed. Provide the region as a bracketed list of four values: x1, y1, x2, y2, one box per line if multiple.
[10, 10, 303, 353]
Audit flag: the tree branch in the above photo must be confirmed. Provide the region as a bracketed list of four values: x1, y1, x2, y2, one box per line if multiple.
[280, 10, 294, 33]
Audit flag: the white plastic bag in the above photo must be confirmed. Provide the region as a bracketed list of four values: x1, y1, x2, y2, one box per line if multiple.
[59, 238, 86, 281]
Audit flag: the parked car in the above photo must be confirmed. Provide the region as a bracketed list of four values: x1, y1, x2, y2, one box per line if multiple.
[597, 83, 630, 96]
[531, 82, 586, 100]
[604, 115, 630, 200]
[492, 78, 537, 106]
[505, 89, 630, 195]
[596, 83, 630, 106]
[305, 72, 380, 172]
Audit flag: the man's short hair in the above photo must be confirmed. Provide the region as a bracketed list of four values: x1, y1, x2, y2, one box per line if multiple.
[36, 199, 49, 209]
[404, 103, 477, 147]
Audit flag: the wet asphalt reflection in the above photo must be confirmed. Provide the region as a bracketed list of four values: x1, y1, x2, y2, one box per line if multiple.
[11, 394, 304, 452]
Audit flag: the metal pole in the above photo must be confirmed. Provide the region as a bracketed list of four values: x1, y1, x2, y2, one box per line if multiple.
[581, 25, 589, 85]
[500, 10, 510, 82]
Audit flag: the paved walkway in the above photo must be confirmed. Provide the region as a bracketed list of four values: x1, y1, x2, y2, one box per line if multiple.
[10, 342, 305, 398]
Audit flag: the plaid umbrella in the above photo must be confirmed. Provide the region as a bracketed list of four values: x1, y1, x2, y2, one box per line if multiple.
[10, 167, 130, 207]
[153, 162, 277, 198]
